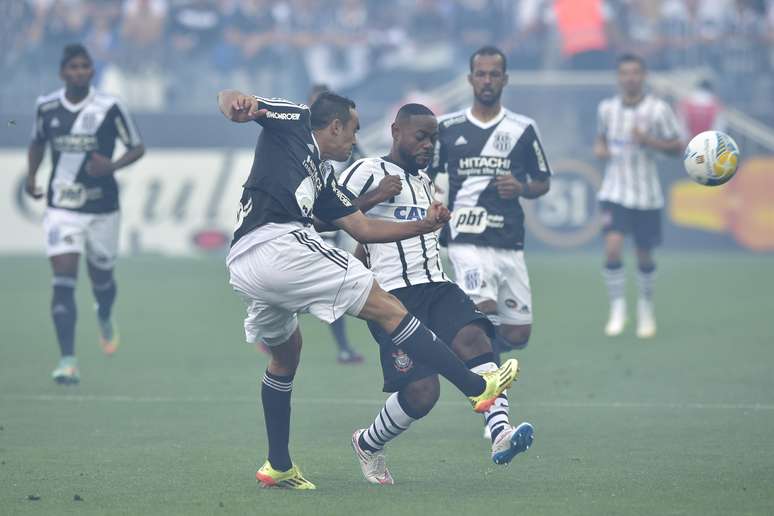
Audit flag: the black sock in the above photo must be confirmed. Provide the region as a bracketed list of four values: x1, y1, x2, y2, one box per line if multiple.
[261, 371, 294, 472]
[390, 314, 485, 397]
[92, 279, 116, 320]
[51, 278, 77, 357]
[329, 318, 350, 352]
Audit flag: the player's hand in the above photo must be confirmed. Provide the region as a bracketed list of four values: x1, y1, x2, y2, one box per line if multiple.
[632, 127, 653, 147]
[495, 175, 524, 199]
[376, 174, 402, 200]
[25, 175, 43, 200]
[231, 95, 267, 122]
[421, 201, 450, 232]
[86, 153, 115, 177]
[593, 139, 611, 160]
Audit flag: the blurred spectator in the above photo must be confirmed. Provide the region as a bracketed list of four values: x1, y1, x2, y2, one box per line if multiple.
[678, 79, 726, 138]
[120, 0, 167, 67]
[553, 0, 613, 69]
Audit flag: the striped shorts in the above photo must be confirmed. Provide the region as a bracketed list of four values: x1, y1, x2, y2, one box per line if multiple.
[227, 229, 373, 346]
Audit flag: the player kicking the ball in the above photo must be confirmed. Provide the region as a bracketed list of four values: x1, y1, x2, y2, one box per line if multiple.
[218, 90, 519, 490]
[340, 104, 534, 484]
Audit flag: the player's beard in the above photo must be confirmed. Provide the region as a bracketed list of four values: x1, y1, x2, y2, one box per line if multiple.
[475, 87, 501, 107]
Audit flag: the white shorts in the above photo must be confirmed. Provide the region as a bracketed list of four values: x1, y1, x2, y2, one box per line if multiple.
[228, 228, 373, 346]
[448, 243, 533, 325]
[43, 208, 120, 270]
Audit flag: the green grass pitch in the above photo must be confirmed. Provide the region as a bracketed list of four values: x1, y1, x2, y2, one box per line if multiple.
[1, 253, 773, 515]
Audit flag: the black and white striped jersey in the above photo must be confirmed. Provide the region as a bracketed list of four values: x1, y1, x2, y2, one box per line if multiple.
[340, 157, 447, 292]
[428, 108, 551, 251]
[231, 96, 358, 248]
[596, 94, 682, 209]
[31, 87, 142, 213]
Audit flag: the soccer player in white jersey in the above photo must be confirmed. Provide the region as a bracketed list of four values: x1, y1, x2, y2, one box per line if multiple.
[340, 104, 534, 484]
[25, 44, 145, 384]
[428, 46, 552, 361]
[218, 90, 520, 489]
[594, 54, 683, 338]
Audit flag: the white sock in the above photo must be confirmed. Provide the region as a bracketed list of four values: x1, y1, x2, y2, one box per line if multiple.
[472, 362, 510, 442]
[359, 392, 415, 452]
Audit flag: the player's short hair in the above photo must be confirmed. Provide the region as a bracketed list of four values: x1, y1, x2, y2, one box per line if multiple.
[617, 53, 646, 70]
[60, 43, 92, 69]
[395, 103, 435, 124]
[310, 92, 356, 130]
[469, 46, 507, 73]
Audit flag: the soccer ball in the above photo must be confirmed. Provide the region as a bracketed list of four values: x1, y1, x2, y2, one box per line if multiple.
[683, 130, 740, 186]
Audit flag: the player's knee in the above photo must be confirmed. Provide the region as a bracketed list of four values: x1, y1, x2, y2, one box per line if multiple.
[51, 276, 76, 307]
[501, 324, 531, 350]
[451, 322, 491, 359]
[87, 262, 113, 284]
[400, 376, 440, 418]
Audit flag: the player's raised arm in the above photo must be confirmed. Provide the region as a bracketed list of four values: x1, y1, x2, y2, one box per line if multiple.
[217, 89, 266, 123]
[333, 201, 450, 244]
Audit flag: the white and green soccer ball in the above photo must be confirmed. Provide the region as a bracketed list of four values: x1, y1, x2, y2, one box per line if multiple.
[683, 130, 740, 186]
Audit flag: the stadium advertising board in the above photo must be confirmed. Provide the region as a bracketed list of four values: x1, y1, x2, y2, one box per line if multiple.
[1, 150, 771, 256]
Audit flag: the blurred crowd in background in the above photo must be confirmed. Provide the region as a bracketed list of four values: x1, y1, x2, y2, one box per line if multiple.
[1, 0, 773, 120]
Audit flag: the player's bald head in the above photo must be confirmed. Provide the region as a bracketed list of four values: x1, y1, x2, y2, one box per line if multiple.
[394, 103, 435, 126]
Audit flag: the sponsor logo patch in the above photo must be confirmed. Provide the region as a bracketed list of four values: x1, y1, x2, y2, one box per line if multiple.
[265, 111, 301, 121]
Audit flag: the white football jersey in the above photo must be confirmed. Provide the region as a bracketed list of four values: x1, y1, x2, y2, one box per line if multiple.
[596, 94, 683, 209]
[339, 157, 447, 292]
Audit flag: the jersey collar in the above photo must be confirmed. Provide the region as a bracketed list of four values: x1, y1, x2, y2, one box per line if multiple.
[381, 155, 418, 176]
[59, 86, 96, 113]
[310, 132, 321, 159]
[465, 107, 505, 130]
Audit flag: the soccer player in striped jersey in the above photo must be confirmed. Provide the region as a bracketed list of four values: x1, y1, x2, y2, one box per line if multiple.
[594, 54, 683, 338]
[341, 104, 534, 484]
[219, 90, 520, 489]
[25, 44, 145, 384]
[428, 46, 552, 364]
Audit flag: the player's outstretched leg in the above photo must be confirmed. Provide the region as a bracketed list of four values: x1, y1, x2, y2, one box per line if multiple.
[50, 253, 80, 385]
[352, 379, 437, 484]
[452, 322, 533, 464]
[88, 263, 119, 355]
[357, 282, 518, 412]
[256, 327, 315, 489]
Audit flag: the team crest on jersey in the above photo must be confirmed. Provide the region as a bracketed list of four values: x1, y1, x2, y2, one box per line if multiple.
[392, 350, 413, 373]
[492, 131, 514, 153]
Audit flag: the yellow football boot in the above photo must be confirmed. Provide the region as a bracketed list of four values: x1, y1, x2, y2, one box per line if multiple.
[255, 461, 316, 490]
[469, 358, 519, 413]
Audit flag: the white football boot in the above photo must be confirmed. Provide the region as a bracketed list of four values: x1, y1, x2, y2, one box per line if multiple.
[491, 422, 535, 465]
[351, 429, 394, 485]
[604, 298, 627, 336]
[636, 298, 657, 339]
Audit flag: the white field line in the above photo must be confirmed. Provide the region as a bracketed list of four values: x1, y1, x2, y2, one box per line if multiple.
[1, 394, 773, 411]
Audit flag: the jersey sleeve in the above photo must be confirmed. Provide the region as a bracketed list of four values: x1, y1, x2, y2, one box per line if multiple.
[516, 124, 552, 181]
[655, 101, 683, 141]
[111, 100, 143, 148]
[313, 172, 359, 223]
[339, 159, 377, 197]
[253, 96, 310, 132]
[30, 100, 46, 144]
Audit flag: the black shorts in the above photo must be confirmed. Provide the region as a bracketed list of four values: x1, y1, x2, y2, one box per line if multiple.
[599, 201, 662, 249]
[367, 282, 493, 393]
